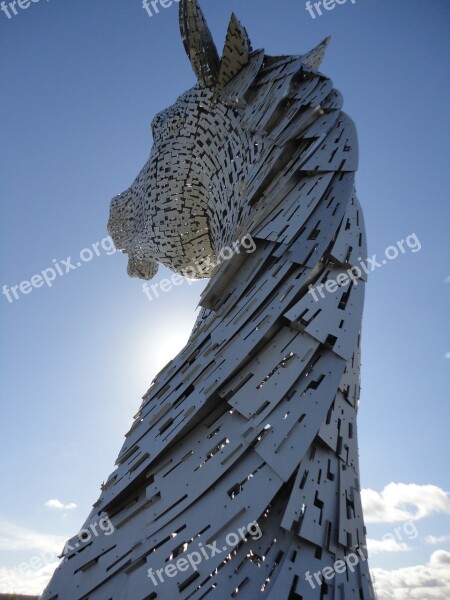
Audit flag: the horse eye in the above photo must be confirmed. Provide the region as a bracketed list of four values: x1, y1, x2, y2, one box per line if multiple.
[170, 117, 183, 131]
[151, 110, 184, 143]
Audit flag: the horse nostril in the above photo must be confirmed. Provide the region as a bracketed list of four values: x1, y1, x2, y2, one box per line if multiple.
[127, 254, 159, 280]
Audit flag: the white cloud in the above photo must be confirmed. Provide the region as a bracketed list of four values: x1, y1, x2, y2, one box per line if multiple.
[445, 275, 450, 284]
[444, 352, 450, 359]
[362, 483, 450, 523]
[0, 520, 65, 595]
[372, 550, 450, 600]
[431, 550, 450, 565]
[0, 561, 58, 595]
[426, 535, 450, 545]
[367, 537, 413, 555]
[45, 498, 77, 511]
[0, 519, 66, 554]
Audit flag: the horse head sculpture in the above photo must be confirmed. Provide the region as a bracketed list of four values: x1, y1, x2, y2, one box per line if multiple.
[108, 0, 333, 280]
[42, 3, 374, 599]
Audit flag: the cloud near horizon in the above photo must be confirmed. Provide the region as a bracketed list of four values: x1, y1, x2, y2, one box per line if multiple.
[372, 550, 450, 599]
[0, 561, 59, 596]
[0, 519, 66, 554]
[0, 519, 66, 594]
[367, 537, 413, 555]
[361, 483, 450, 523]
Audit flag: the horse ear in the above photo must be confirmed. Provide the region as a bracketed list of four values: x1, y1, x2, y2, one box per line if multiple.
[216, 13, 252, 91]
[179, 0, 220, 87]
[301, 36, 331, 69]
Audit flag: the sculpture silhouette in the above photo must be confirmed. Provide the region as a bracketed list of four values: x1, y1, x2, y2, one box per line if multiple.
[41, 1, 375, 598]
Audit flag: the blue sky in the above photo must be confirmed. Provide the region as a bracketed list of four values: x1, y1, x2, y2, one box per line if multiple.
[0, 0, 449, 596]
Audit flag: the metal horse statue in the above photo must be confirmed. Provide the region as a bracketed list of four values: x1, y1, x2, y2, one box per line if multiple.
[42, 1, 375, 598]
